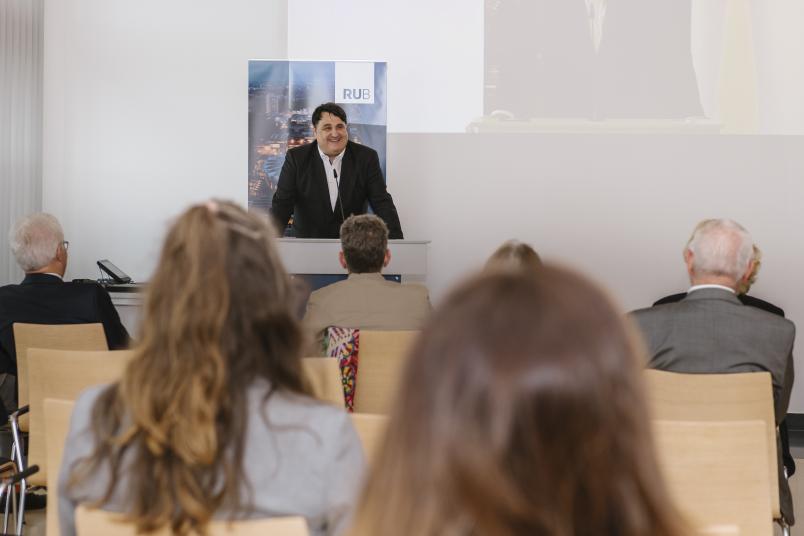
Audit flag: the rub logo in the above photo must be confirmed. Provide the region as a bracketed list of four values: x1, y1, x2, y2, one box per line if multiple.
[336, 62, 375, 104]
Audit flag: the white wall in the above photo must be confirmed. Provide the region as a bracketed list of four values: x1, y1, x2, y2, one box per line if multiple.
[389, 133, 804, 410]
[43, 0, 288, 281]
[287, 0, 483, 133]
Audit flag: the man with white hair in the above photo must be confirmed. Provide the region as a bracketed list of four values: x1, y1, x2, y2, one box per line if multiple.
[0, 213, 129, 410]
[630, 218, 796, 524]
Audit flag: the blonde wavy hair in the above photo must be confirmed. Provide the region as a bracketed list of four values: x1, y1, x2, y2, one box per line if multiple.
[70, 201, 309, 534]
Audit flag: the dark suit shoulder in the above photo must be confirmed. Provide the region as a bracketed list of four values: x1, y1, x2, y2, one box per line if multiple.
[739, 294, 785, 317]
[345, 140, 379, 160]
[653, 292, 686, 306]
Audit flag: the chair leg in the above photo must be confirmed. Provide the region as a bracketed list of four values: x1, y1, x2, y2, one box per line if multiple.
[9, 421, 26, 535]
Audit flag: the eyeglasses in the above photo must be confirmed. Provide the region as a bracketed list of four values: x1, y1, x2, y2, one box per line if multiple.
[62, 241, 69, 251]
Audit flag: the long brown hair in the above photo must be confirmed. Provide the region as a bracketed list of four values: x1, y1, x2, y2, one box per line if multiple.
[353, 267, 686, 536]
[70, 201, 309, 534]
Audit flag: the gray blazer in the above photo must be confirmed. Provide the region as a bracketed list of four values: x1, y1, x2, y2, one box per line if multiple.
[630, 287, 796, 522]
[58, 381, 365, 536]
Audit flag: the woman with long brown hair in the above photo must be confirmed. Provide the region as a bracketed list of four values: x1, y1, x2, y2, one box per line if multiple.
[353, 266, 686, 536]
[59, 201, 364, 535]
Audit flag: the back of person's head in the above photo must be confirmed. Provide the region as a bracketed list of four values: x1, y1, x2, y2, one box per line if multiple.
[685, 218, 753, 283]
[340, 214, 388, 273]
[9, 213, 64, 271]
[485, 240, 542, 273]
[354, 267, 684, 536]
[70, 200, 308, 534]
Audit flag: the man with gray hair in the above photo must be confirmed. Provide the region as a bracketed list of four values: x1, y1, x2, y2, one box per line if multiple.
[303, 214, 430, 354]
[630, 218, 796, 524]
[0, 213, 129, 409]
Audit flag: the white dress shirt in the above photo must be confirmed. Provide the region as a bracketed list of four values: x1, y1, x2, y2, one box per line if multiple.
[687, 284, 736, 294]
[318, 147, 345, 211]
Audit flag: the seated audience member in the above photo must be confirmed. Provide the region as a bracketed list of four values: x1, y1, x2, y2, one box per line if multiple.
[653, 226, 795, 477]
[484, 240, 542, 273]
[631, 218, 795, 524]
[353, 268, 686, 536]
[303, 214, 431, 354]
[0, 213, 129, 409]
[59, 201, 364, 536]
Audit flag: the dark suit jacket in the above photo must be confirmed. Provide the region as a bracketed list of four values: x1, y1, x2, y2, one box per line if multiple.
[0, 273, 130, 375]
[270, 141, 403, 239]
[632, 288, 796, 521]
[654, 290, 795, 476]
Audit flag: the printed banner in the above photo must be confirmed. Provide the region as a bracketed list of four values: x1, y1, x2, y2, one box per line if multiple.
[248, 60, 388, 212]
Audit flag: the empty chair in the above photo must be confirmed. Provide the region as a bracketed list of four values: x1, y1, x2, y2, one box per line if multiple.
[643, 369, 784, 529]
[75, 506, 309, 536]
[13, 322, 107, 416]
[301, 357, 345, 407]
[349, 414, 388, 466]
[653, 420, 772, 536]
[26, 348, 133, 486]
[44, 398, 75, 536]
[352, 330, 417, 414]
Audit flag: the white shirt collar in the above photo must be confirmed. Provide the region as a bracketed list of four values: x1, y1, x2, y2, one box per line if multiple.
[317, 145, 345, 166]
[687, 284, 735, 294]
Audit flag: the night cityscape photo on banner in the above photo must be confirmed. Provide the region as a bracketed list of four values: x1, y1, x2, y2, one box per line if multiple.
[247, 60, 388, 213]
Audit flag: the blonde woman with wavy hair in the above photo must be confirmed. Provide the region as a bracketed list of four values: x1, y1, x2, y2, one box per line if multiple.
[352, 267, 687, 536]
[59, 201, 364, 536]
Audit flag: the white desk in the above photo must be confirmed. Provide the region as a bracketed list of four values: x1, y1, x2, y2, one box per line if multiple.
[277, 238, 430, 282]
[109, 238, 430, 335]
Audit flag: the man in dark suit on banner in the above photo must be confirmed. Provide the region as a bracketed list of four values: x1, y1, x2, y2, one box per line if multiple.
[630, 218, 796, 524]
[0, 213, 130, 411]
[270, 102, 403, 239]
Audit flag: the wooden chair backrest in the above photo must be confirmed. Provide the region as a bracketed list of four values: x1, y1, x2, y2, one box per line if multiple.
[301, 357, 345, 407]
[44, 398, 75, 536]
[352, 330, 417, 414]
[697, 525, 740, 535]
[653, 420, 772, 536]
[75, 506, 310, 535]
[643, 369, 779, 517]
[27, 348, 133, 486]
[13, 322, 108, 414]
[349, 413, 388, 466]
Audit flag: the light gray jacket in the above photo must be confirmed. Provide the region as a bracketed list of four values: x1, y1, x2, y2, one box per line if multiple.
[58, 380, 365, 536]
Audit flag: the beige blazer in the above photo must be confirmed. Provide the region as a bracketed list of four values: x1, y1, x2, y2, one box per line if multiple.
[303, 273, 431, 354]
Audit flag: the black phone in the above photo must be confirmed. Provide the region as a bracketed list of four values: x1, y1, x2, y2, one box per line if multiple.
[97, 259, 132, 284]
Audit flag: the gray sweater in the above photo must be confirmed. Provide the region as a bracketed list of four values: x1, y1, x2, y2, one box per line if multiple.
[58, 380, 365, 536]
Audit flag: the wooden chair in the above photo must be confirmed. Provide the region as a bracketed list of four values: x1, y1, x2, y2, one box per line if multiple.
[352, 330, 417, 414]
[698, 526, 740, 535]
[26, 349, 133, 487]
[13, 322, 108, 417]
[44, 398, 75, 536]
[643, 369, 783, 530]
[349, 413, 388, 466]
[653, 420, 772, 536]
[75, 506, 309, 535]
[301, 357, 345, 407]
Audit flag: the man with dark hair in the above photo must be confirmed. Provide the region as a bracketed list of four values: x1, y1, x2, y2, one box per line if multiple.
[271, 102, 403, 239]
[303, 215, 429, 354]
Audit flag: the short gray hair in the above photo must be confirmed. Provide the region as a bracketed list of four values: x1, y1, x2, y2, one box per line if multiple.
[685, 219, 753, 281]
[9, 213, 64, 271]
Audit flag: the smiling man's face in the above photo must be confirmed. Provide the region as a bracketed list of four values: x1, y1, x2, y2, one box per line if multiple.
[313, 112, 348, 157]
